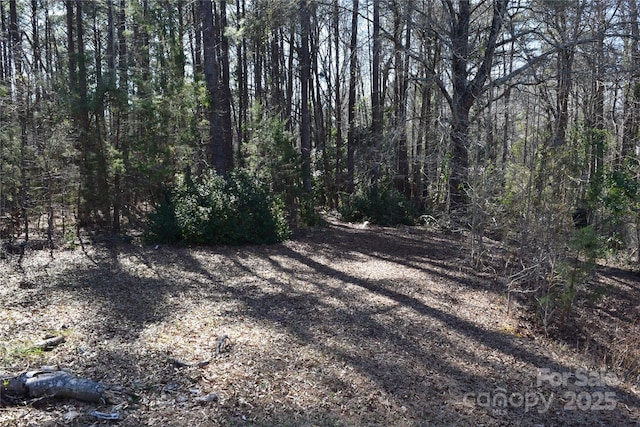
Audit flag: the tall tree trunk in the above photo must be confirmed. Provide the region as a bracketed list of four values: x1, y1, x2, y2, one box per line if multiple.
[371, 0, 382, 136]
[414, 38, 434, 209]
[346, 0, 359, 195]
[553, 49, 574, 148]
[299, 0, 312, 194]
[30, 0, 40, 99]
[176, 0, 186, 78]
[393, 0, 411, 198]
[10, 0, 28, 240]
[587, 6, 605, 203]
[285, 26, 294, 129]
[446, 0, 508, 214]
[200, 0, 232, 176]
[67, 0, 110, 226]
[0, 1, 5, 218]
[8, 0, 19, 75]
[236, 0, 247, 164]
[502, 39, 515, 170]
[333, 0, 342, 206]
[75, 0, 93, 225]
[622, 0, 640, 162]
[270, 28, 283, 114]
[112, 0, 128, 232]
[311, 23, 329, 205]
[0, 2, 6, 82]
[253, 29, 263, 104]
[218, 0, 233, 169]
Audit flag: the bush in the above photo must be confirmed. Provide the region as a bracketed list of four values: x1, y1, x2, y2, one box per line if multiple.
[144, 170, 290, 245]
[144, 190, 182, 244]
[339, 184, 417, 226]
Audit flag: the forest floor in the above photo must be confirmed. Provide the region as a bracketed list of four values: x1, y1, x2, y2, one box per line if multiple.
[1, 217, 640, 426]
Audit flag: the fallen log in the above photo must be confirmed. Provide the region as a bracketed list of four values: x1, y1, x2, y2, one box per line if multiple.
[1, 368, 105, 403]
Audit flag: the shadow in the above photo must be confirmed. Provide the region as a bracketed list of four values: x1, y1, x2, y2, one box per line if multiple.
[11, 222, 639, 425]
[179, 224, 640, 425]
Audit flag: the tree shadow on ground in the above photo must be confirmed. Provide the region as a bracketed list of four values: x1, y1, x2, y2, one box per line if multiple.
[20, 223, 640, 425]
[178, 224, 640, 425]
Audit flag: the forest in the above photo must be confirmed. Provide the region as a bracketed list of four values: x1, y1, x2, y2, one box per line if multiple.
[1, 0, 640, 425]
[1, 0, 639, 260]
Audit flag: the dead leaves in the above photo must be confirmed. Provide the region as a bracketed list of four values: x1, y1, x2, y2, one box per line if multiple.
[0, 221, 638, 425]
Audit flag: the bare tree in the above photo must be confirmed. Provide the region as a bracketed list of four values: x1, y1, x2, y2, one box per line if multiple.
[443, 0, 508, 214]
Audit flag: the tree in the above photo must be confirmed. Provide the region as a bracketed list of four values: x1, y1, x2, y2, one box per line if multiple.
[443, 0, 508, 214]
[200, 0, 233, 176]
[392, 0, 412, 198]
[65, 0, 110, 226]
[622, 0, 640, 162]
[332, 0, 343, 206]
[346, 0, 359, 195]
[299, 0, 312, 194]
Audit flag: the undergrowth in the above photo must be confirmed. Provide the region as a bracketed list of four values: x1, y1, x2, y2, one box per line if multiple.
[144, 170, 290, 245]
[339, 183, 417, 226]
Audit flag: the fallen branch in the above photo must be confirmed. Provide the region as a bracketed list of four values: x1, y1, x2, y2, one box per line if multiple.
[1, 368, 105, 403]
[169, 334, 232, 369]
[34, 336, 65, 351]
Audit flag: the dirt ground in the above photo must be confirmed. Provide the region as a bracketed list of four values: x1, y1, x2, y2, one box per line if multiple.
[1, 219, 639, 426]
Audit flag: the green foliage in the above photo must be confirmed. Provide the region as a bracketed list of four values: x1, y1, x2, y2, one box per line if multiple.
[535, 225, 605, 330]
[602, 168, 639, 218]
[582, 163, 639, 251]
[246, 109, 297, 187]
[299, 193, 323, 226]
[144, 191, 182, 244]
[339, 183, 417, 226]
[245, 108, 321, 227]
[560, 226, 603, 318]
[569, 225, 603, 258]
[500, 136, 613, 330]
[145, 170, 290, 245]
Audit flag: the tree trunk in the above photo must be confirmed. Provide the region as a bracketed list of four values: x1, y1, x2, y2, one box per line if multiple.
[299, 0, 312, 194]
[66, 0, 110, 226]
[446, 0, 508, 214]
[312, 25, 330, 205]
[218, 0, 234, 170]
[112, 0, 128, 233]
[10, 0, 28, 241]
[200, 0, 232, 176]
[371, 0, 382, 138]
[236, 0, 247, 164]
[393, 0, 411, 198]
[346, 0, 358, 195]
[587, 7, 605, 202]
[285, 27, 295, 130]
[622, 0, 640, 162]
[0, 2, 6, 82]
[414, 59, 433, 209]
[333, 0, 342, 206]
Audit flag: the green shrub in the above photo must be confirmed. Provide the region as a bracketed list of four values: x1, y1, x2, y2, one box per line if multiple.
[560, 225, 604, 316]
[536, 225, 605, 329]
[144, 190, 182, 244]
[339, 184, 417, 226]
[145, 170, 290, 245]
